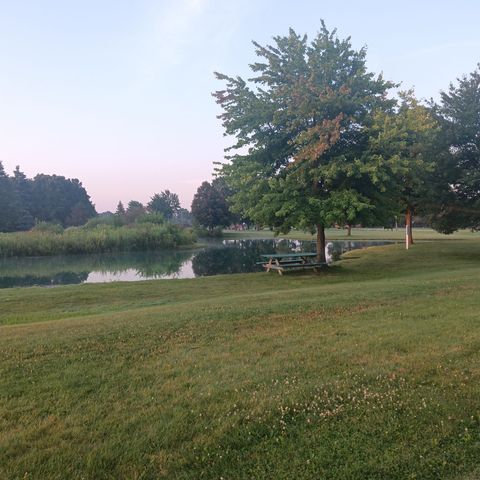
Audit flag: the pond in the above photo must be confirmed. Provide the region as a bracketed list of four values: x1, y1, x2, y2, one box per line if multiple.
[0, 239, 393, 288]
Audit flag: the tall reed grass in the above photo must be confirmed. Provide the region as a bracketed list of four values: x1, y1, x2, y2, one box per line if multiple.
[0, 223, 195, 257]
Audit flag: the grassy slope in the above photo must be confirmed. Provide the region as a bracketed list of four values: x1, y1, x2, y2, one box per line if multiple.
[1, 240, 480, 479]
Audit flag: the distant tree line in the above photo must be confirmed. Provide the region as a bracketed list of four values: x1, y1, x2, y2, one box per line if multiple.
[0, 164, 96, 232]
[0, 163, 199, 234]
[112, 190, 193, 227]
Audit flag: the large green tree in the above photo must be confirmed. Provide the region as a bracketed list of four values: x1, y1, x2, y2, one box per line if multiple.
[125, 200, 146, 223]
[29, 174, 96, 226]
[365, 92, 439, 246]
[11, 166, 35, 230]
[214, 22, 395, 261]
[191, 181, 231, 230]
[430, 65, 480, 231]
[0, 162, 23, 232]
[147, 190, 180, 220]
[1, 166, 96, 230]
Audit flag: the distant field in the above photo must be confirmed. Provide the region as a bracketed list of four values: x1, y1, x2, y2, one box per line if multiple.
[1, 239, 479, 479]
[223, 227, 479, 241]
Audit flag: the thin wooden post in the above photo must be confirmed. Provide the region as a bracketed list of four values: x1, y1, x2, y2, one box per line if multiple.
[405, 208, 414, 249]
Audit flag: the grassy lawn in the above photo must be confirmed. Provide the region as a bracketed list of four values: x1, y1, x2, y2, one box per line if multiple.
[223, 227, 479, 242]
[1, 239, 480, 479]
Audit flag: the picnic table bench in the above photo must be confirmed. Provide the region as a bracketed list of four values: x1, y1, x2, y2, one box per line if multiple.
[258, 252, 327, 275]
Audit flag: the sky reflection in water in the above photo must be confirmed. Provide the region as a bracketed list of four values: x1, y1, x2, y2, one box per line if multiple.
[0, 239, 392, 288]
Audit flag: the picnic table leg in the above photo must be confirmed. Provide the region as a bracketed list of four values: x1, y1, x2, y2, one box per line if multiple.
[275, 259, 283, 275]
[265, 258, 273, 273]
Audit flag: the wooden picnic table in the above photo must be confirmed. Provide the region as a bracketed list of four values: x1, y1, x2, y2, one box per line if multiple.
[259, 252, 326, 275]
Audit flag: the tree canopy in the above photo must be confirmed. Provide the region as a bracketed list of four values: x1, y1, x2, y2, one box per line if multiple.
[364, 91, 439, 245]
[0, 164, 96, 231]
[191, 181, 232, 230]
[125, 200, 146, 223]
[115, 201, 126, 216]
[29, 174, 96, 227]
[430, 65, 480, 232]
[0, 162, 24, 232]
[147, 190, 181, 220]
[214, 22, 397, 260]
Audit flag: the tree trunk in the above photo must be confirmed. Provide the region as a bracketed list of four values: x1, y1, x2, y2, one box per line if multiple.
[316, 224, 327, 263]
[347, 224, 352, 236]
[405, 207, 414, 249]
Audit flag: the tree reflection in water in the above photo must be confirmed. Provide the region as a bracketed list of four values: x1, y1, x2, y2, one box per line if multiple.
[0, 272, 89, 288]
[191, 239, 312, 276]
[0, 251, 192, 288]
[0, 240, 393, 288]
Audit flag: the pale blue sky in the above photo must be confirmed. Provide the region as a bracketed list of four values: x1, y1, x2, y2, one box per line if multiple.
[0, 0, 478, 211]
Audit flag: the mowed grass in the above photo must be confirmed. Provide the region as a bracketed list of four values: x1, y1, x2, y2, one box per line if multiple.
[223, 227, 479, 241]
[1, 240, 480, 479]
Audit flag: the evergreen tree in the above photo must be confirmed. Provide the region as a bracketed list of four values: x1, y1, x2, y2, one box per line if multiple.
[11, 166, 34, 230]
[115, 201, 126, 215]
[0, 162, 21, 232]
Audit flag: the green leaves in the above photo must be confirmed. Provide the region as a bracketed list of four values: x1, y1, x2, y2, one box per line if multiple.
[364, 93, 439, 216]
[147, 191, 181, 220]
[191, 181, 232, 230]
[214, 22, 395, 233]
[430, 65, 480, 231]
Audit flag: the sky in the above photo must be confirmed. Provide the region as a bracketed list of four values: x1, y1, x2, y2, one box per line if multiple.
[0, 0, 479, 212]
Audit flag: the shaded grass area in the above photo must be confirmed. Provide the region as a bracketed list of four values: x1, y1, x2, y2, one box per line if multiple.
[1, 241, 480, 479]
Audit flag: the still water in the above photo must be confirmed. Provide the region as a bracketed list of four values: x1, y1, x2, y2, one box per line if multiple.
[0, 239, 392, 288]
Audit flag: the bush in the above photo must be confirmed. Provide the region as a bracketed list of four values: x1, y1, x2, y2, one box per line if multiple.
[83, 215, 117, 229]
[31, 222, 64, 234]
[136, 213, 165, 225]
[194, 226, 223, 238]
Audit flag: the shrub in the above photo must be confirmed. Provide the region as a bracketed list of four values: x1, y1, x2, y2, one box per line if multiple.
[194, 225, 223, 238]
[136, 213, 165, 225]
[83, 215, 117, 229]
[31, 222, 64, 234]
